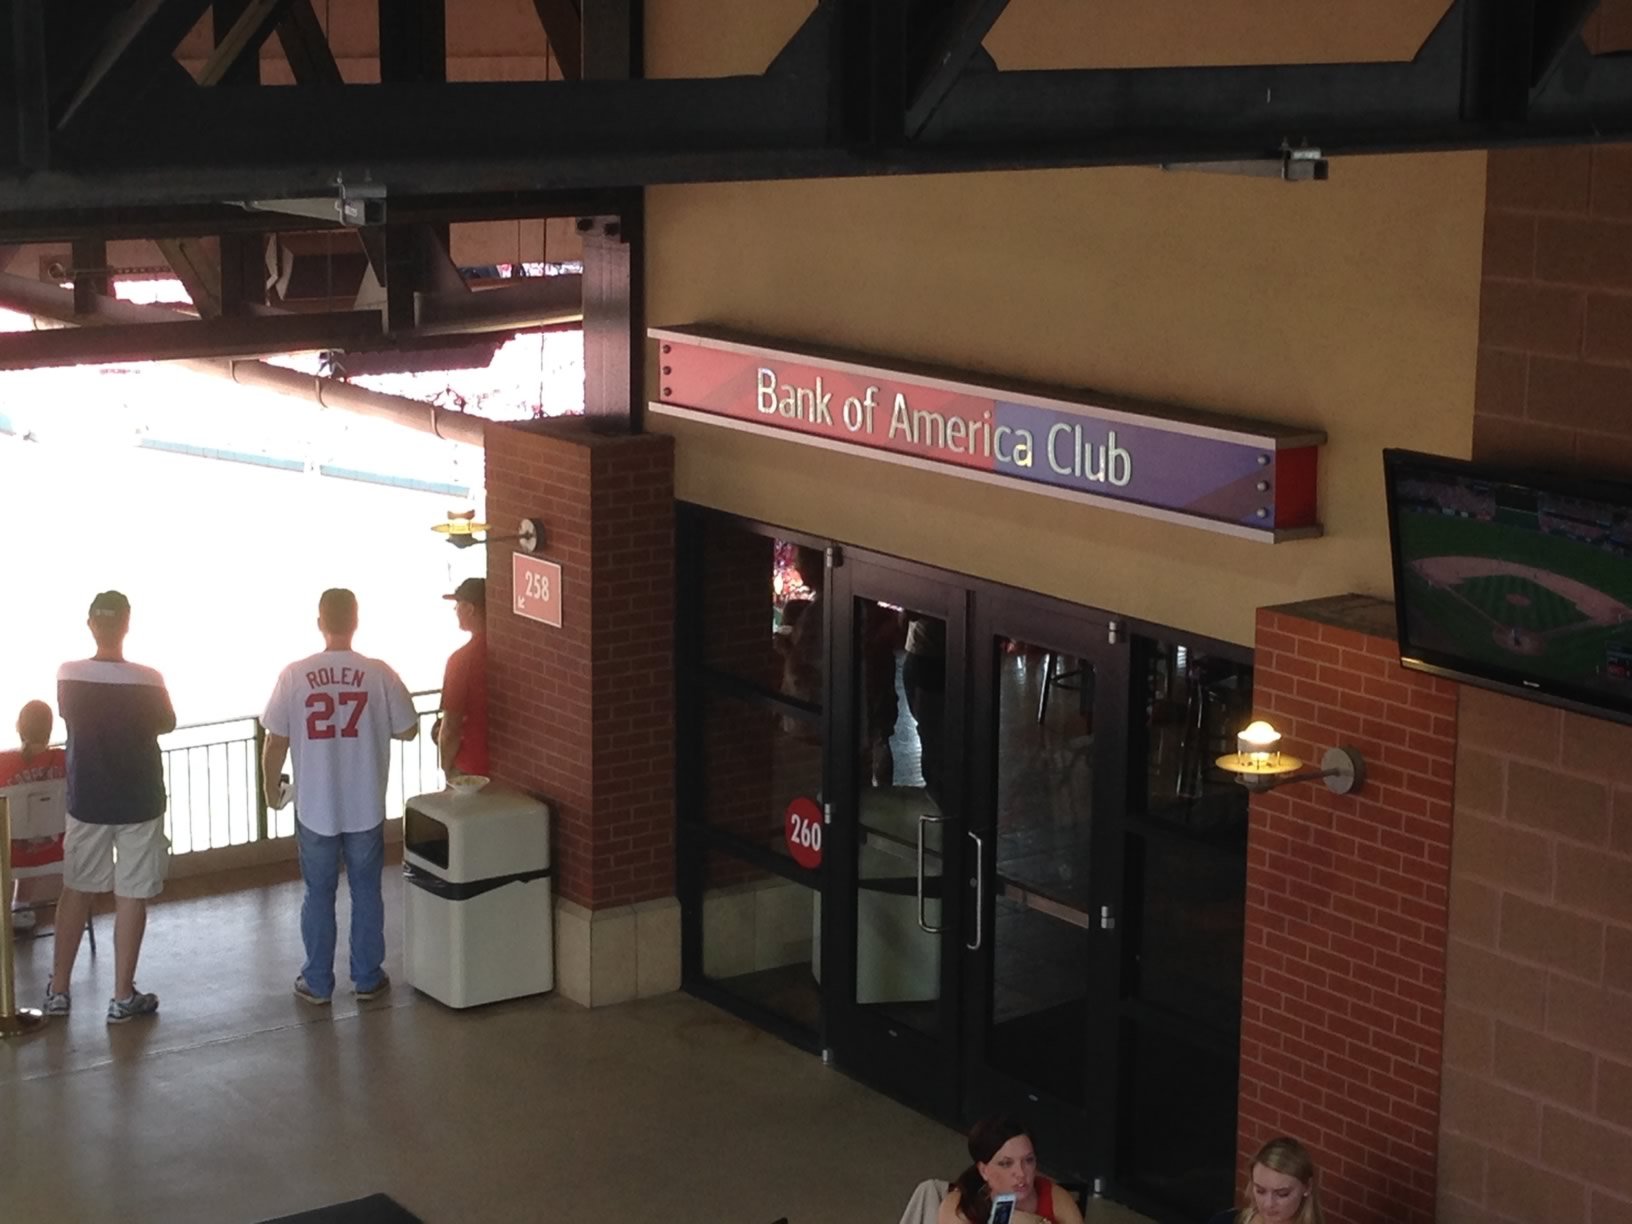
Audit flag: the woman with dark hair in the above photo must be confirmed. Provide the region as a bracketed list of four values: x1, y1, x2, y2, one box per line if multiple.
[1207, 1136, 1325, 1224]
[937, 1116, 1084, 1224]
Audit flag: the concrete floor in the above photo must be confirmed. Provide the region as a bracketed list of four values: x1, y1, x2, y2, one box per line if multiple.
[2, 864, 1154, 1224]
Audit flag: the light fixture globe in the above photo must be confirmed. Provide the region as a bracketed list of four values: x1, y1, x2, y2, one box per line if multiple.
[1215, 718, 1366, 796]
[1217, 718, 1304, 788]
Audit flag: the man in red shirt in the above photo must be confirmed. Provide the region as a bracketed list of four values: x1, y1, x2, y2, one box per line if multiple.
[3, 700, 68, 931]
[438, 577, 489, 778]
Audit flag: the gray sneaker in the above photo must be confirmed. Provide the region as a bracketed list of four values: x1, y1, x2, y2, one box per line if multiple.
[106, 990, 159, 1024]
[42, 981, 69, 1017]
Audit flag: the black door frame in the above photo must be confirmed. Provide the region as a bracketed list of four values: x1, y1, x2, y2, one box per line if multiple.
[959, 585, 1132, 1187]
[674, 509, 831, 1055]
[674, 506, 1252, 1221]
[823, 547, 972, 1119]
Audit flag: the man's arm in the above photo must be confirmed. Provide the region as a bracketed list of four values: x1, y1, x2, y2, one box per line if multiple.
[437, 711, 464, 770]
[386, 668, 419, 741]
[154, 686, 177, 735]
[262, 733, 290, 804]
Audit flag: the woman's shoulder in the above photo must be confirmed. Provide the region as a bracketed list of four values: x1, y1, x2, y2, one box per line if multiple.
[1036, 1178, 1084, 1224]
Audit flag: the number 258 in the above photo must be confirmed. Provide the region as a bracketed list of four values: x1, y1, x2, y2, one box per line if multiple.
[524, 571, 552, 601]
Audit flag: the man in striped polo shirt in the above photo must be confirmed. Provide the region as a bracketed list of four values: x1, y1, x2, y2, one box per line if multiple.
[46, 590, 176, 1024]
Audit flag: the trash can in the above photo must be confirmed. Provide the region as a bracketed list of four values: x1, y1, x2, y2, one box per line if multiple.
[401, 782, 552, 1008]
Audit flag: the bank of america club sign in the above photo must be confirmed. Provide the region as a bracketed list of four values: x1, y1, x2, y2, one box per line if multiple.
[649, 325, 1324, 542]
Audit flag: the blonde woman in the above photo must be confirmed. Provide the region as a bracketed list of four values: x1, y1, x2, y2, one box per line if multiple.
[1208, 1137, 1324, 1224]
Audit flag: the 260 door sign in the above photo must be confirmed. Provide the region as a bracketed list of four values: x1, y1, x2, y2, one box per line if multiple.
[784, 796, 823, 869]
[512, 553, 563, 628]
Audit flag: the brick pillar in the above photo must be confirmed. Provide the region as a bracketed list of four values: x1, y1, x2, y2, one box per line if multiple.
[1241, 595, 1458, 1224]
[484, 418, 676, 1006]
[1437, 104, 1632, 1219]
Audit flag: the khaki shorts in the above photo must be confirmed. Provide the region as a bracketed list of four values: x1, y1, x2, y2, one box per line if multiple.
[63, 815, 169, 899]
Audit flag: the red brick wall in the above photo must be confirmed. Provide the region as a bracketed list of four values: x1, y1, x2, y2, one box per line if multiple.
[485, 419, 675, 909]
[1242, 597, 1458, 1224]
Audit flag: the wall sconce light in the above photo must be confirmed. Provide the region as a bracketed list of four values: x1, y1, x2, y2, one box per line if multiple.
[1215, 719, 1365, 795]
[431, 511, 543, 554]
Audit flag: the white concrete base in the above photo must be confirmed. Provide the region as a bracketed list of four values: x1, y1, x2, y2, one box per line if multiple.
[554, 895, 681, 1008]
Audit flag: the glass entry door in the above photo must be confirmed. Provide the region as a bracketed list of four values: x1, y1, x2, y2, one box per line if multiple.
[825, 556, 967, 1117]
[962, 591, 1129, 1183]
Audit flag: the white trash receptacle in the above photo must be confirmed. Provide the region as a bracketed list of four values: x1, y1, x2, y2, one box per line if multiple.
[402, 782, 552, 1009]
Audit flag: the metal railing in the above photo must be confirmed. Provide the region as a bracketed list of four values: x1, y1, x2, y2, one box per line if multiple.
[160, 690, 445, 855]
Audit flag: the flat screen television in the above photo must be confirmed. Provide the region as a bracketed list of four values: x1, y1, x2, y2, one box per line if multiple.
[1384, 448, 1632, 726]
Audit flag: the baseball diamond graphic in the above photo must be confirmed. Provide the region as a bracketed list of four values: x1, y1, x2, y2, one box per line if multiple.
[1411, 556, 1632, 657]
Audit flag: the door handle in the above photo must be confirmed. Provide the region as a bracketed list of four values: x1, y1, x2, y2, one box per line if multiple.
[916, 813, 945, 934]
[966, 831, 985, 951]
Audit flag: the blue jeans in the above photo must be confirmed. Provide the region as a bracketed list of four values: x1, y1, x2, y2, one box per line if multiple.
[295, 819, 386, 998]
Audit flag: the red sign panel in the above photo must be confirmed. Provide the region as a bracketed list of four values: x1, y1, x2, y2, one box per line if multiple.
[784, 796, 823, 869]
[512, 553, 563, 627]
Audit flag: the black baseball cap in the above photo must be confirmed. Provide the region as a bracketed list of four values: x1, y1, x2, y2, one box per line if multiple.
[444, 577, 486, 606]
[88, 590, 130, 618]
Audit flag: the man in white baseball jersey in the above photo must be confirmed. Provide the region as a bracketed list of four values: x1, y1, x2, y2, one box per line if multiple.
[261, 589, 418, 1004]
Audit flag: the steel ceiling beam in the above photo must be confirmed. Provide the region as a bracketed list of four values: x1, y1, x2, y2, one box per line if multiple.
[275, 0, 343, 87]
[155, 236, 225, 318]
[55, 0, 215, 132]
[905, 0, 1009, 138]
[531, 0, 582, 80]
[0, 189, 623, 243]
[582, 0, 638, 82]
[414, 272, 581, 334]
[580, 0, 641, 429]
[200, 0, 294, 88]
[0, 272, 490, 446]
[2, 0, 1627, 221]
[0, 262, 567, 359]
[379, 0, 446, 86]
[0, 309, 386, 370]
[1532, 0, 1600, 90]
[10, 0, 49, 171]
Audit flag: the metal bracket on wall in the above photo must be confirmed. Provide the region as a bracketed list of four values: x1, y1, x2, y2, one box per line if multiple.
[1162, 145, 1329, 182]
[239, 178, 387, 227]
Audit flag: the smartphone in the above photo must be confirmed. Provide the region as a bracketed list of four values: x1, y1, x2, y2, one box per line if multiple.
[988, 1193, 1017, 1224]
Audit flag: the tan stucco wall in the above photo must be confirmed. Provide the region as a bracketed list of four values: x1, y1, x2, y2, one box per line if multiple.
[644, 2, 1485, 645]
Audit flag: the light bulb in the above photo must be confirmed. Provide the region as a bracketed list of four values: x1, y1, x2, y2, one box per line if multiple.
[1238, 719, 1281, 765]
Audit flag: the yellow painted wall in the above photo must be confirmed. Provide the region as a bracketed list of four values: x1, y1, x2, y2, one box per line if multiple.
[644, 2, 1485, 645]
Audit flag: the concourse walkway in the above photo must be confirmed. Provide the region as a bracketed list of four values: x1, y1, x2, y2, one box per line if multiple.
[1, 866, 1156, 1224]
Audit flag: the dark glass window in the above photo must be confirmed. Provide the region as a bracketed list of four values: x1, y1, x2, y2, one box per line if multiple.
[1116, 638, 1250, 1219]
[699, 846, 820, 1035]
[1116, 1021, 1237, 1216]
[699, 691, 822, 865]
[1139, 644, 1254, 829]
[698, 516, 825, 705]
